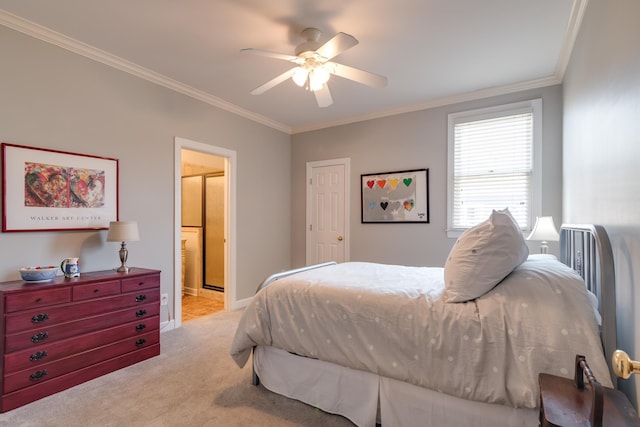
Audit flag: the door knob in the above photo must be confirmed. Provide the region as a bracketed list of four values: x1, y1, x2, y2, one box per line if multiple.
[337, 236, 343, 241]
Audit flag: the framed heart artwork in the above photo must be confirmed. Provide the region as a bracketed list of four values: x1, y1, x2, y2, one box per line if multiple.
[360, 168, 429, 223]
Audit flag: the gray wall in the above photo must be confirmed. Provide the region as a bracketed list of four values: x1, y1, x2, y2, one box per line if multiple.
[0, 26, 292, 311]
[291, 86, 564, 268]
[563, 0, 640, 406]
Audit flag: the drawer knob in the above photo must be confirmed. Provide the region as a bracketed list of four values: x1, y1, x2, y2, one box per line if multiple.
[135, 323, 147, 332]
[29, 351, 48, 362]
[31, 332, 49, 343]
[135, 294, 147, 302]
[135, 309, 147, 318]
[31, 313, 49, 323]
[135, 338, 147, 347]
[29, 370, 48, 381]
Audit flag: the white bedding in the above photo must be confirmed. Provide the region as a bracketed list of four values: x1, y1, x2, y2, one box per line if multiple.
[230, 257, 611, 409]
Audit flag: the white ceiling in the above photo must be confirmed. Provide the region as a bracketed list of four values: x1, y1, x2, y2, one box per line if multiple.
[0, 0, 583, 134]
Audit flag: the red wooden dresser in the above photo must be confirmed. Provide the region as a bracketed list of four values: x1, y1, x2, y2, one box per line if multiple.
[0, 268, 160, 412]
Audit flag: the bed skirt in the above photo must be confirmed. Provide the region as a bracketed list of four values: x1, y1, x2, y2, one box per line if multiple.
[254, 345, 539, 427]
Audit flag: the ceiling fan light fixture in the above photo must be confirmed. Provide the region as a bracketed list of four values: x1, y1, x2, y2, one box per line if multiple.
[309, 66, 330, 91]
[313, 66, 330, 84]
[292, 67, 308, 87]
[244, 28, 386, 106]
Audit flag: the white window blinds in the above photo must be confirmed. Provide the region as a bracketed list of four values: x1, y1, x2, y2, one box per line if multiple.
[449, 102, 538, 232]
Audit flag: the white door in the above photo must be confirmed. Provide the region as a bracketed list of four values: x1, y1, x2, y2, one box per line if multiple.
[306, 159, 350, 265]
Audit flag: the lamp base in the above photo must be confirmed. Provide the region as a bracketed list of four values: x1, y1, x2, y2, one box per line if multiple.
[116, 265, 130, 273]
[117, 242, 130, 273]
[539, 241, 549, 254]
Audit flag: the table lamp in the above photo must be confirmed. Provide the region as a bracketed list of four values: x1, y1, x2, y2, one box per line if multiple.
[107, 221, 140, 272]
[527, 216, 559, 254]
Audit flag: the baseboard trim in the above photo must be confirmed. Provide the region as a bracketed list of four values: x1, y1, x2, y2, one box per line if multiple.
[160, 319, 176, 333]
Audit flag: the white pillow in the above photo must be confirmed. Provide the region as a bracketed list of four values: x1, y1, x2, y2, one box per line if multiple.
[444, 208, 529, 302]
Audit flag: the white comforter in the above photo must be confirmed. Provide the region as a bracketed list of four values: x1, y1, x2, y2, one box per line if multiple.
[230, 257, 611, 409]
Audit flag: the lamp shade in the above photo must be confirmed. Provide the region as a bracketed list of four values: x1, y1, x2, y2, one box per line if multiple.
[527, 216, 559, 242]
[107, 221, 140, 242]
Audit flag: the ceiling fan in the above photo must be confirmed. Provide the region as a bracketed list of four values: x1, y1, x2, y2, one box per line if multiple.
[242, 28, 387, 108]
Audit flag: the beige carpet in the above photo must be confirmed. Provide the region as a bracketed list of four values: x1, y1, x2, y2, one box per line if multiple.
[0, 310, 354, 427]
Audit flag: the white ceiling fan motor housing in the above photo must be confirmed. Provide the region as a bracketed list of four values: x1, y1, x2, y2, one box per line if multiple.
[295, 28, 323, 56]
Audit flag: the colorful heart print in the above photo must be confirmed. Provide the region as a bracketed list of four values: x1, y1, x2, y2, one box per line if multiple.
[388, 178, 399, 189]
[403, 178, 413, 187]
[377, 180, 386, 189]
[380, 201, 389, 210]
[368, 201, 376, 209]
[403, 199, 414, 211]
[366, 180, 375, 189]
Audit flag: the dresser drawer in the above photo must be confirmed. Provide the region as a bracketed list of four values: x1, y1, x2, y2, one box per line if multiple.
[121, 273, 159, 293]
[4, 302, 160, 352]
[3, 330, 159, 394]
[4, 316, 160, 373]
[73, 280, 120, 301]
[5, 289, 160, 334]
[4, 287, 71, 313]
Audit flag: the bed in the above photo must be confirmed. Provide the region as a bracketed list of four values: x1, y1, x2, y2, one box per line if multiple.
[230, 213, 617, 427]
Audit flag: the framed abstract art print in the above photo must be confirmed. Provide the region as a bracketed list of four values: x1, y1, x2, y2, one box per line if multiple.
[2, 143, 119, 232]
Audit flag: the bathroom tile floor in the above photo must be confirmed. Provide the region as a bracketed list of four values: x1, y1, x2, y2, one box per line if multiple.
[182, 294, 225, 322]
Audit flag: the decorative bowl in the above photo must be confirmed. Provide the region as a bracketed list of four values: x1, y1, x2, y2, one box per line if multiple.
[20, 266, 58, 282]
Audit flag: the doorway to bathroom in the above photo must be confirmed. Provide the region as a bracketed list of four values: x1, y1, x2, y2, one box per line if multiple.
[181, 157, 225, 321]
[174, 137, 237, 328]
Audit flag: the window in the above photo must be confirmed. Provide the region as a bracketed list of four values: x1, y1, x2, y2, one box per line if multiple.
[447, 99, 542, 237]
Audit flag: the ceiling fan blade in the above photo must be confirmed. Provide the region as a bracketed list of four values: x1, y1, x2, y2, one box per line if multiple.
[328, 62, 388, 88]
[241, 48, 300, 63]
[314, 85, 333, 108]
[315, 32, 358, 60]
[250, 67, 297, 95]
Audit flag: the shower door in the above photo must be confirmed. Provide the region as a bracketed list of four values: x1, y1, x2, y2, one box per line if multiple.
[204, 174, 225, 290]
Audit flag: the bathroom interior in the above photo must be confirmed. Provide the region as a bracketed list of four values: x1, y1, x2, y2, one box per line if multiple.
[181, 149, 226, 322]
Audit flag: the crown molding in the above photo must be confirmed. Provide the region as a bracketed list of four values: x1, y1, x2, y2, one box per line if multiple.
[0, 9, 292, 134]
[291, 75, 561, 134]
[554, 0, 588, 79]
